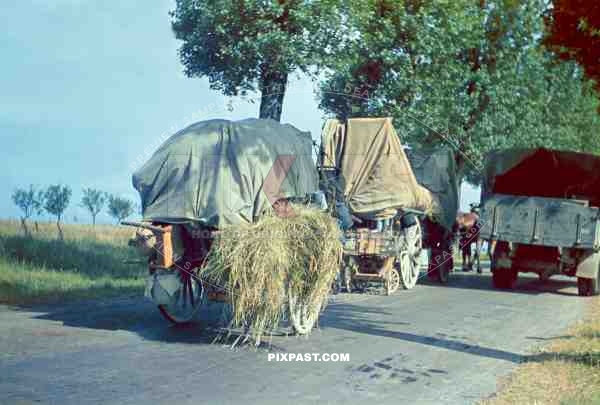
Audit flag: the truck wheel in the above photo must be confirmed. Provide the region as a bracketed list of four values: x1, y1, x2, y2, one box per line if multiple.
[492, 268, 518, 289]
[491, 242, 517, 289]
[578, 275, 600, 297]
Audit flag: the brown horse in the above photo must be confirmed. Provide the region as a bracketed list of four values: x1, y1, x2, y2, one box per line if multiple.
[455, 205, 482, 273]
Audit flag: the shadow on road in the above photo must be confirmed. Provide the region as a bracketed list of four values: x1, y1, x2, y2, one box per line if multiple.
[15, 296, 218, 345]
[10, 266, 579, 355]
[322, 301, 523, 364]
[19, 297, 289, 349]
[420, 269, 579, 297]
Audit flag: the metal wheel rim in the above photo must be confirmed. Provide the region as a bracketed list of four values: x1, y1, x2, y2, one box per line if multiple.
[288, 291, 322, 335]
[158, 271, 204, 324]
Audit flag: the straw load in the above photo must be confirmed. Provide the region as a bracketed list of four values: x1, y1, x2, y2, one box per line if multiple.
[201, 206, 342, 344]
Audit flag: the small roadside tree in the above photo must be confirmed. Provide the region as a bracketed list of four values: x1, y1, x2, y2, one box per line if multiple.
[106, 194, 134, 224]
[11, 185, 44, 236]
[44, 184, 72, 240]
[81, 188, 106, 226]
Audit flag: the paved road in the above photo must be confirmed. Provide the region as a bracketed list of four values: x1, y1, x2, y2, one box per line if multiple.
[0, 267, 589, 405]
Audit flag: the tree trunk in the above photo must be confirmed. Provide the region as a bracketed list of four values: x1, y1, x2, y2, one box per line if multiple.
[20, 217, 30, 237]
[92, 214, 96, 227]
[56, 216, 63, 241]
[258, 70, 288, 122]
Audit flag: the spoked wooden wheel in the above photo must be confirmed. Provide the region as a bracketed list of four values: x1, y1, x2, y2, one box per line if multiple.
[398, 251, 419, 289]
[288, 290, 323, 335]
[399, 219, 423, 290]
[158, 269, 204, 324]
[385, 266, 401, 295]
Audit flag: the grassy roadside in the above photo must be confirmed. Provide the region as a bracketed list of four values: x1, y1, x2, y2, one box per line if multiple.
[483, 298, 600, 405]
[0, 220, 145, 305]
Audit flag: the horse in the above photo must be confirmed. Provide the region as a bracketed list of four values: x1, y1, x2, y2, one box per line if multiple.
[455, 204, 482, 273]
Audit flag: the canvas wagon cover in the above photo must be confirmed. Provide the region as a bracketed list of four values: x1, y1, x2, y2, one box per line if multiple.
[482, 148, 600, 207]
[321, 117, 447, 226]
[133, 118, 319, 227]
[406, 148, 458, 231]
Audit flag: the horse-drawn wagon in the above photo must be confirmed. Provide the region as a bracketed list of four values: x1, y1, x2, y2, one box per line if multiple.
[478, 148, 600, 296]
[126, 118, 340, 337]
[318, 118, 459, 293]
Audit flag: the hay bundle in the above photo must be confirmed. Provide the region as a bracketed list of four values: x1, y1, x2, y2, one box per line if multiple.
[201, 206, 342, 343]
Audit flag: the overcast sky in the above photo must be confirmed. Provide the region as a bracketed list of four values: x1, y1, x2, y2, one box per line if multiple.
[1, 0, 479, 224]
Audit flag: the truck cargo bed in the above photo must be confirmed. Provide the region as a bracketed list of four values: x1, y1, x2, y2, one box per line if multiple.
[479, 194, 600, 250]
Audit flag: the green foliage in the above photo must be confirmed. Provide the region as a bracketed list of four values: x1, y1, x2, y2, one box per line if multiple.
[545, 0, 600, 92]
[11, 185, 45, 236]
[81, 188, 106, 225]
[11, 185, 44, 220]
[106, 195, 134, 224]
[170, 0, 344, 120]
[43, 184, 72, 239]
[318, 0, 600, 183]
[43, 185, 71, 221]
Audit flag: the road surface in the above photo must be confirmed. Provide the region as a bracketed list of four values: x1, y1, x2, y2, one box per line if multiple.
[0, 268, 589, 405]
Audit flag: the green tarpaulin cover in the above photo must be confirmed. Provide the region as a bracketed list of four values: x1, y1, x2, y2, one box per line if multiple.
[133, 119, 319, 227]
[406, 148, 458, 231]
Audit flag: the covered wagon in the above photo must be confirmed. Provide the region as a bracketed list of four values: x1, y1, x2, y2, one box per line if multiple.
[318, 117, 458, 293]
[127, 118, 337, 335]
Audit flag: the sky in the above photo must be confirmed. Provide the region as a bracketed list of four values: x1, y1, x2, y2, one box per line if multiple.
[0, 0, 479, 224]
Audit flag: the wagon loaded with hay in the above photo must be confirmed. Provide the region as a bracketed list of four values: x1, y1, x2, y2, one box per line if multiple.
[126, 119, 342, 342]
[319, 118, 458, 293]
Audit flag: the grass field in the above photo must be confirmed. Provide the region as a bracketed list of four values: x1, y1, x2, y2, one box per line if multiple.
[484, 298, 600, 405]
[0, 220, 146, 305]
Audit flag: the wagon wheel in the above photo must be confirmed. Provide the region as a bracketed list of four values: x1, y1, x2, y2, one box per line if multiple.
[385, 265, 401, 295]
[343, 263, 354, 293]
[398, 251, 419, 290]
[288, 290, 323, 335]
[158, 268, 204, 324]
[398, 219, 423, 290]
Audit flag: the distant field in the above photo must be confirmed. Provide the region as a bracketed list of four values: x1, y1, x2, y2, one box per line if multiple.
[0, 219, 489, 305]
[0, 220, 146, 305]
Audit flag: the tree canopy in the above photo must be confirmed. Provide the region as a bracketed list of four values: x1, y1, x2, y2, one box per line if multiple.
[170, 0, 600, 184]
[545, 0, 600, 91]
[171, 0, 343, 121]
[318, 0, 600, 182]
[107, 195, 134, 224]
[81, 188, 106, 226]
[11, 185, 44, 236]
[44, 184, 72, 240]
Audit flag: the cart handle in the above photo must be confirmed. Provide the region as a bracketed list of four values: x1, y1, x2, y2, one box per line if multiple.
[121, 221, 171, 234]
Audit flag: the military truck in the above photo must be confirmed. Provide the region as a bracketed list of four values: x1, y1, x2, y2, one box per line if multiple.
[478, 148, 600, 296]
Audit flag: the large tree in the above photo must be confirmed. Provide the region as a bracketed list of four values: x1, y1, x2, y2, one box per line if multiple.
[319, 0, 600, 182]
[171, 0, 343, 121]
